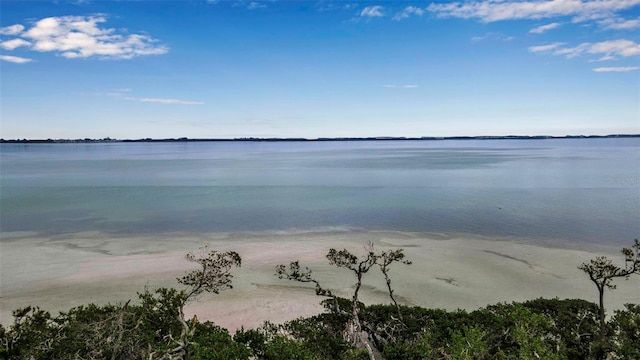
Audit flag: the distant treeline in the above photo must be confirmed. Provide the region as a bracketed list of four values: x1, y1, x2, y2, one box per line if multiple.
[1, 134, 639, 144]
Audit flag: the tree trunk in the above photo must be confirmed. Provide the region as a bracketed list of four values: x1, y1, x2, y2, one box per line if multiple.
[598, 286, 606, 342]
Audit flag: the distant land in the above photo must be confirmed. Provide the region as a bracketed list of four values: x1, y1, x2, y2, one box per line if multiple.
[1, 134, 639, 144]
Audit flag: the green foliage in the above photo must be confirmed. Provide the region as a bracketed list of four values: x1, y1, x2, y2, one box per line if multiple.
[283, 316, 352, 358]
[1, 306, 57, 359]
[522, 298, 599, 359]
[234, 322, 337, 360]
[449, 325, 489, 360]
[234, 327, 269, 358]
[481, 303, 562, 359]
[136, 287, 187, 343]
[53, 302, 147, 359]
[191, 322, 251, 360]
[1, 295, 636, 360]
[610, 303, 640, 359]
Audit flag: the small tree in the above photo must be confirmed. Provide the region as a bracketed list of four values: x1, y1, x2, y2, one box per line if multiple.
[178, 245, 242, 310]
[152, 245, 241, 359]
[376, 248, 412, 321]
[578, 239, 639, 350]
[276, 243, 410, 360]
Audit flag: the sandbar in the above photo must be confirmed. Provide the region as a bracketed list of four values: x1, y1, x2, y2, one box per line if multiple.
[1, 229, 638, 331]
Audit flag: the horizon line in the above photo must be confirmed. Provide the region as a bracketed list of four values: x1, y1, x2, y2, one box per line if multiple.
[2, 134, 639, 143]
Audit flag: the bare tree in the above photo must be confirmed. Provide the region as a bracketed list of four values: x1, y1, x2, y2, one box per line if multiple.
[276, 243, 410, 360]
[578, 239, 639, 346]
[376, 248, 411, 321]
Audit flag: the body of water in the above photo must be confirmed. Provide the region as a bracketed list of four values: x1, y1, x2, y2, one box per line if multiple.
[1, 139, 638, 246]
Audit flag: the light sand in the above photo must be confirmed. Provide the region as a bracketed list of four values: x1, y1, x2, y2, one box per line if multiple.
[1, 230, 638, 331]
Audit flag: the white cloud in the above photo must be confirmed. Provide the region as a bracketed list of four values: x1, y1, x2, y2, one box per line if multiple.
[136, 97, 204, 105]
[530, 40, 640, 60]
[0, 24, 25, 35]
[105, 89, 203, 105]
[472, 32, 515, 41]
[0, 38, 31, 50]
[383, 84, 419, 88]
[599, 16, 640, 29]
[530, 22, 561, 33]
[5, 15, 167, 60]
[553, 39, 640, 59]
[361, 5, 384, 17]
[427, 0, 640, 24]
[393, 6, 426, 21]
[593, 66, 639, 71]
[553, 43, 592, 57]
[247, 2, 266, 10]
[589, 39, 640, 56]
[528, 42, 565, 52]
[0, 55, 33, 63]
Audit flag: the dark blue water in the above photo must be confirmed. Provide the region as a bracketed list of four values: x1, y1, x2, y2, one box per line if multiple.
[1, 139, 638, 246]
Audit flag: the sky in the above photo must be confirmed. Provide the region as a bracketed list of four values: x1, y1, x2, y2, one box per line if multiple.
[0, 0, 639, 139]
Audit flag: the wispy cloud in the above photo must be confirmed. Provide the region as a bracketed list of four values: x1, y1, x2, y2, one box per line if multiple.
[427, 0, 640, 24]
[528, 42, 565, 52]
[531, 39, 640, 61]
[361, 5, 384, 17]
[0, 24, 25, 35]
[599, 17, 640, 29]
[343, 3, 358, 10]
[427, 0, 640, 26]
[247, 2, 266, 10]
[106, 89, 204, 105]
[315, 1, 358, 12]
[471, 32, 515, 42]
[384, 84, 419, 88]
[1, 15, 167, 60]
[427, 1, 640, 70]
[0, 55, 33, 63]
[393, 6, 425, 21]
[554, 39, 640, 60]
[136, 98, 204, 105]
[593, 66, 639, 72]
[530, 22, 561, 33]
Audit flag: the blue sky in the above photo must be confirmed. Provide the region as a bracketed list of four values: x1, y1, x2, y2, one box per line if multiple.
[1, 0, 638, 139]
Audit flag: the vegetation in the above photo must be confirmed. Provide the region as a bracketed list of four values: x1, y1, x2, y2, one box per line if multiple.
[276, 243, 410, 359]
[578, 239, 639, 355]
[1, 241, 638, 359]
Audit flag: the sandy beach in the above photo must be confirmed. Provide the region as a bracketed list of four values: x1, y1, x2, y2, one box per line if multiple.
[1, 229, 638, 331]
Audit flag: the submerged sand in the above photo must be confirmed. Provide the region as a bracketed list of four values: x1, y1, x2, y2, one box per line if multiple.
[1, 230, 638, 331]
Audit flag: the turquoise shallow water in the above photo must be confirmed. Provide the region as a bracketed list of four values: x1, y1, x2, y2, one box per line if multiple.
[1, 139, 638, 246]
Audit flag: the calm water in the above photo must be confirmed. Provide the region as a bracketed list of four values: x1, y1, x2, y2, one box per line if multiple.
[1, 139, 638, 246]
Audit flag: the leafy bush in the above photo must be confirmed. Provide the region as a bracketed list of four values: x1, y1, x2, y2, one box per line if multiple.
[610, 303, 640, 359]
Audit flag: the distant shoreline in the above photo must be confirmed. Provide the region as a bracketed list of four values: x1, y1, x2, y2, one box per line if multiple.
[1, 134, 639, 144]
